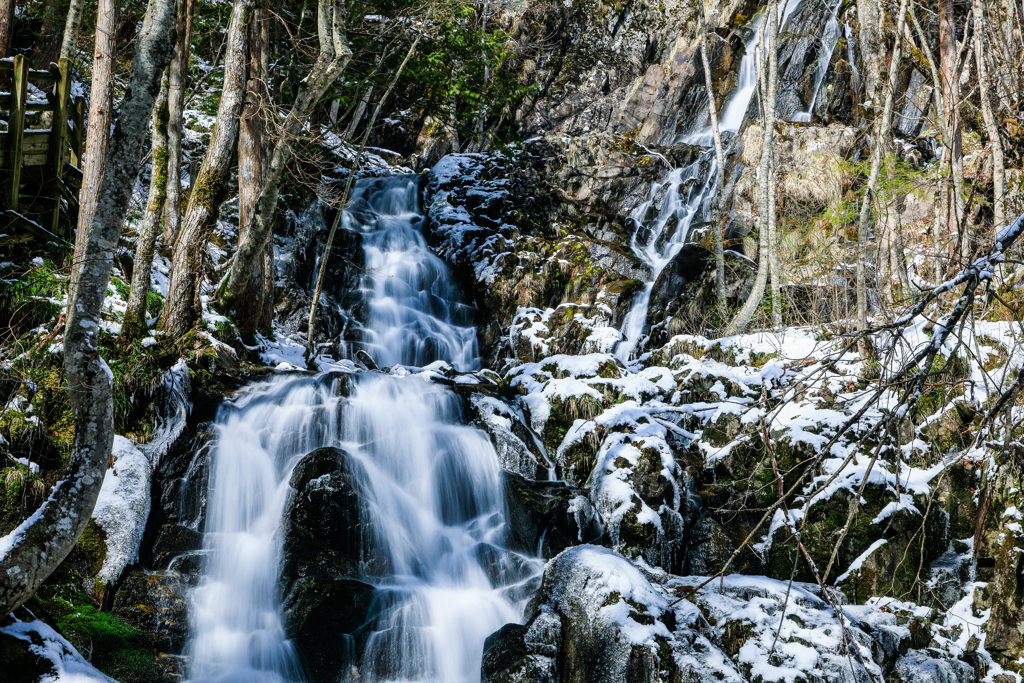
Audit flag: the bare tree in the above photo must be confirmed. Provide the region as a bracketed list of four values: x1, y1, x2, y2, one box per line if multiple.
[157, 0, 254, 338]
[726, 0, 778, 336]
[218, 0, 353, 311]
[938, 0, 965, 262]
[855, 0, 911, 340]
[122, 75, 171, 342]
[163, 0, 195, 247]
[0, 0, 174, 619]
[72, 0, 120, 289]
[697, 0, 726, 304]
[972, 0, 1005, 232]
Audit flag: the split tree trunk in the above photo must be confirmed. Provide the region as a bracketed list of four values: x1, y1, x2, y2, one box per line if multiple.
[163, 0, 195, 247]
[236, 5, 274, 341]
[218, 0, 353, 312]
[157, 0, 253, 338]
[121, 74, 170, 341]
[697, 0, 727, 305]
[72, 0, 119, 289]
[726, 0, 778, 336]
[0, 0, 174, 619]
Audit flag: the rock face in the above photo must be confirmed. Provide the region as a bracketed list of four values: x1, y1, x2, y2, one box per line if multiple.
[279, 446, 376, 681]
[501, 471, 601, 558]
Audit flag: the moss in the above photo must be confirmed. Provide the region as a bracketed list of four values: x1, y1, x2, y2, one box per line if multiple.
[543, 394, 603, 455]
[78, 520, 108, 578]
[31, 563, 161, 683]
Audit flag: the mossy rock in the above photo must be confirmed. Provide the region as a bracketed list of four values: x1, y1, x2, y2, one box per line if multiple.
[0, 626, 58, 683]
[543, 394, 603, 455]
[30, 562, 164, 683]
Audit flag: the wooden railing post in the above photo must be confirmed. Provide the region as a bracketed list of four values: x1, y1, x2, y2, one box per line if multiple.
[70, 96, 84, 168]
[5, 54, 27, 210]
[48, 57, 71, 237]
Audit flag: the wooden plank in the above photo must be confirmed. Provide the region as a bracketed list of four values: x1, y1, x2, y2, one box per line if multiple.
[5, 55, 27, 211]
[0, 151, 49, 166]
[0, 94, 52, 112]
[48, 58, 71, 237]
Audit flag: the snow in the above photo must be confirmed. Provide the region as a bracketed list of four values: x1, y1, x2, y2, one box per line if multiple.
[0, 616, 116, 682]
[91, 437, 151, 586]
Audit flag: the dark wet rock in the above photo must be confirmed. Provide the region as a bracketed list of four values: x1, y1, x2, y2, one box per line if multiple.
[472, 394, 546, 479]
[280, 446, 376, 681]
[112, 570, 190, 654]
[149, 524, 203, 570]
[501, 471, 600, 558]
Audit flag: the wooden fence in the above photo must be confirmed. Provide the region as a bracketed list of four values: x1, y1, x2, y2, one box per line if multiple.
[1, 55, 84, 245]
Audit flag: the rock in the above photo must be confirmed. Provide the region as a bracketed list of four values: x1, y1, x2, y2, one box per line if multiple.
[891, 651, 976, 683]
[473, 394, 544, 479]
[280, 446, 376, 680]
[149, 524, 203, 570]
[112, 570, 190, 654]
[501, 471, 600, 558]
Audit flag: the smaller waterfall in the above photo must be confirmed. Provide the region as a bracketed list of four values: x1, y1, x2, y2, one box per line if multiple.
[615, 154, 717, 359]
[792, 0, 844, 123]
[347, 175, 479, 371]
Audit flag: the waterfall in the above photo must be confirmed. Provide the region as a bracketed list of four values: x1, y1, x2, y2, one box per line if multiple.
[792, 0, 844, 123]
[186, 176, 535, 683]
[614, 0, 805, 358]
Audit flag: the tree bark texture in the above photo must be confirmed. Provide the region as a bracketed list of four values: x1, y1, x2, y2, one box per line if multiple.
[73, 0, 120, 287]
[0, 0, 174, 619]
[157, 0, 253, 338]
[60, 0, 85, 61]
[122, 75, 171, 341]
[0, 0, 14, 58]
[163, 0, 195, 247]
[219, 0, 353, 311]
[938, 0, 965, 262]
[973, 0, 1006, 233]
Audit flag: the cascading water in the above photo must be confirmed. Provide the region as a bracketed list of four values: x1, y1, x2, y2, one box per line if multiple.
[186, 176, 536, 683]
[791, 0, 844, 123]
[614, 0, 803, 359]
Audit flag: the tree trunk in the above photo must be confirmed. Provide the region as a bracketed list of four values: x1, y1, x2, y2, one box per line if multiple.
[0, 0, 174, 619]
[0, 0, 14, 58]
[973, 0, 1006, 233]
[857, 0, 883, 112]
[218, 0, 353, 311]
[236, 7, 273, 341]
[939, 0, 965, 263]
[726, 0, 777, 336]
[30, 0, 64, 69]
[72, 0, 119, 290]
[121, 74, 170, 342]
[157, 0, 253, 338]
[855, 0, 910, 344]
[163, 0, 194, 248]
[697, 0, 726, 304]
[344, 85, 374, 141]
[60, 0, 86, 61]
[306, 34, 421, 359]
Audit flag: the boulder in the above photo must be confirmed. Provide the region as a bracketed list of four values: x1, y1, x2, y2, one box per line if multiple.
[501, 471, 601, 558]
[112, 570, 190, 654]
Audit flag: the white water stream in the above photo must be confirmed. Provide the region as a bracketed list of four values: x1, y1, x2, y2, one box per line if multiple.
[187, 176, 533, 683]
[614, 0, 803, 359]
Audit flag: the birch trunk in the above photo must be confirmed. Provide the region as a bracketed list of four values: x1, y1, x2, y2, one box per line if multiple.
[697, 0, 727, 304]
[158, 0, 253, 338]
[60, 0, 86, 60]
[218, 0, 353, 310]
[121, 75, 170, 341]
[973, 0, 1006, 233]
[855, 0, 910, 343]
[0, 0, 174, 619]
[726, 0, 777, 336]
[72, 0, 119, 289]
[163, 0, 195, 247]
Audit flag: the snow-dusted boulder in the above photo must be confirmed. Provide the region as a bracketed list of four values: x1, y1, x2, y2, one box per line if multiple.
[91, 436, 152, 588]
